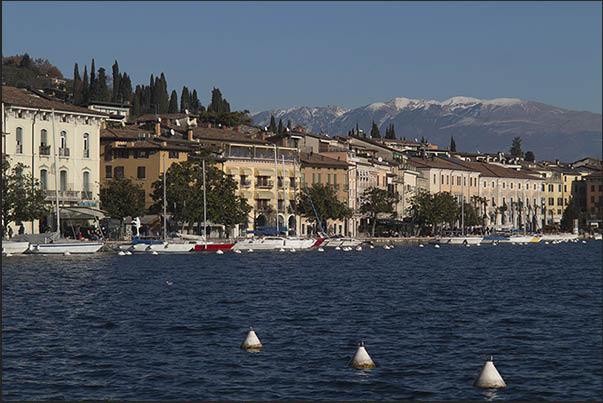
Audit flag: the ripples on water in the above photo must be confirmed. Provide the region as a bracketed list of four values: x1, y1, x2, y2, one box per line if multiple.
[2, 242, 602, 400]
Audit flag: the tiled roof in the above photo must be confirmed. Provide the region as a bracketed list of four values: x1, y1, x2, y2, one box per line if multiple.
[190, 127, 269, 145]
[134, 113, 192, 122]
[407, 156, 475, 171]
[454, 160, 543, 180]
[300, 152, 349, 168]
[110, 139, 191, 152]
[2, 86, 109, 116]
[101, 127, 155, 140]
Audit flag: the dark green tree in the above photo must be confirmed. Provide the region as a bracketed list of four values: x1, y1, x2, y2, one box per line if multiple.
[208, 87, 230, 113]
[118, 72, 133, 104]
[359, 186, 398, 236]
[408, 190, 459, 235]
[1, 159, 49, 235]
[370, 121, 381, 138]
[268, 115, 277, 132]
[100, 178, 145, 239]
[384, 123, 396, 139]
[278, 118, 284, 134]
[560, 197, 581, 232]
[157, 73, 170, 113]
[72, 62, 83, 106]
[287, 119, 292, 130]
[81, 65, 89, 105]
[450, 136, 457, 152]
[168, 90, 179, 113]
[296, 183, 351, 234]
[525, 151, 535, 162]
[91, 67, 111, 102]
[191, 89, 203, 113]
[510, 136, 523, 158]
[111, 60, 120, 102]
[180, 86, 190, 113]
[89, 59, 96, 98]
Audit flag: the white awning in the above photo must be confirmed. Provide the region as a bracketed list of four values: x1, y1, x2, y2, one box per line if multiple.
[255, 191, 275, 199]
[240, 167, 253, 176]
[256, 168, 276, 176]
[59, 207, 107, 220]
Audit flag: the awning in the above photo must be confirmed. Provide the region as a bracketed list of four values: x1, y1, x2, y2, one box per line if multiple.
[59, 207, 107, 220]
[239, 190, 253, 199]
[224, 166, 233, 174]
[255, 190, 275, 200]
[256, 168, 276, 176]
[240, 167, 253, 176]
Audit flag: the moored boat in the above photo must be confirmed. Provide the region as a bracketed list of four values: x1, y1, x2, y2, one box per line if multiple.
[232, 236, 316, 251]
[2, 240, 30, 255]
[430, 236, 483, 245]
[320, 237, 363, 248]
[28, 241, 104, 254]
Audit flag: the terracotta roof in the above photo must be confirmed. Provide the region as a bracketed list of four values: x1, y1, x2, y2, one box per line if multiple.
[379, 138, 422, 146]
[407, 156, 475, 171]
[2, 86, 109, 117]
[134, 113, 192, 122]
[101, 127, 155, 140]
[453, 160, 543, 180]
[190, 126, 269, 145]
[110, 139, 191, 152]
[300, 152, 349, 169]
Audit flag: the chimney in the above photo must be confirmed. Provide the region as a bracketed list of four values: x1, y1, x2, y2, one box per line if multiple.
[187, 128, 193, 141]
[155, 122, 161, 136]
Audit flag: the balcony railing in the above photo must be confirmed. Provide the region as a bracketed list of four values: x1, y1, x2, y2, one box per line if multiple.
[59, 147, 70, 157]
[39, 145, 51, 156]
[81, 191, 93, 200]
[240, 180, 252, 188]
[84, 149, 90, 158]
[16, 144, 23, 154]
[256, 181, 273, 189]
[44, 188, 81, 201]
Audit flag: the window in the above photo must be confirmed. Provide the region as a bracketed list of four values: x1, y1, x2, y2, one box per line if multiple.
[483, 182, 487, 188]
[40, 169, 48, 190]
[564, 198, 568, 206]
[510, 182, 513, 189]
[518, 183, 521, 190]
[441, 175, 444, 184]
[114, 166, 124, 179]
[548, 184, 554, 192]
[333, 175, 337, 185]
[433, 174, 436, 184]
[558, 184, 561, 192]
[548, 197, 554, 206]
[557, 209, 561, 215]
[557, 198, 563, 206]
[564, 185, 567, 192]
[491, 197, 495, 205]
[492, 181, 494, 188]
[457, 176, 461, 186]
[312, 173, 316, 184]
[534, 184, 536, 190]
[41, 129, 48, 146]
[591, 185, 595, 191]
[83, 171, 90, 192]
[541, 184, 545, 191]
[463, 177, 466, 186]
[60, 131, 67, 149]
[502, 182, 506, 189]
[59, 170, 68, 191]
[446, 175, 449, 185]
[83, 133, 90, 158]
[16, 127, 23, 154]
[317, 173, 321, 183]
[327, 174, 331, 184]
[106, 165, 112, 179]
[137, 166, 146, 179]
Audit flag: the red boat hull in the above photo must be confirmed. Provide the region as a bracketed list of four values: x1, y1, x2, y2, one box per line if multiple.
[193, 243, 235, 252]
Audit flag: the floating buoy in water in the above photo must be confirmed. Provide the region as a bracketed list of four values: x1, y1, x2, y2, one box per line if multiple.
[369, 245, 375, 249]
[63, 251, 71, 256]
[355, 246, 362, 251]
[335, 246, 341, 250]
[434, 244, 440, 248]
[152, 251, 159, 255]
[544, 241, 549, 245]
[4, 252, 12, 257]
[234, 249, 242, 254]
[383, 245, 390, 250]
[166, 281, 174, 286]
[474, 356, 506, 388]
[349, 341, 376, 369]
[419, 244, 424, 248]
[582, 240, 587, 244]
[248, 249, 254, 253]
[126, 251, 132, 255]
[240, 326, 262, 350]
[216, 249, 224, 254]
[476, 243, 481, 247]
[317, 247, 325, 252]
[279, 248, 285, 252]
[465, 243, 470, 247]
[290, 248, 296, 253]
[118, 251, 126, 256]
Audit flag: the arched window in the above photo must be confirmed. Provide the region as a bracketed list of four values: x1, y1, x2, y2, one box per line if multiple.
[60, 131, 67, 148]
[41, 129, 48, 146]
[83, 171, 90, 193]
[16, 127, 23, 153]
[40, 169, 48, 190]
[59, 170, 68, 191]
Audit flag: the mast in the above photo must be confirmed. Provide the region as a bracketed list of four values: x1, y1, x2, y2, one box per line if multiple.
[282, 155, 287, 234]
[163, 153, 167, 241]
[293, 157, 298, 234]
[273, 145, 279, 233]
[461, 174, 465, 236]
[202, 159, 207, 249]
[51, 108, 60, 234]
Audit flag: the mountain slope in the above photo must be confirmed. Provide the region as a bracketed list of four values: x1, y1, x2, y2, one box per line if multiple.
[252, 97, 602, 161]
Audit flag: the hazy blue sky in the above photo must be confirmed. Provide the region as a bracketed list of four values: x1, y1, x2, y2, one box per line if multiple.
[3, 1, 601, 113]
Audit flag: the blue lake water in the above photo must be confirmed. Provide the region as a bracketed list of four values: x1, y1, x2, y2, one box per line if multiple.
[2, 241, 602, 400]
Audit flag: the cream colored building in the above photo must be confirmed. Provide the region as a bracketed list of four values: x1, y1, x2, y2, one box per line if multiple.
[2, 86, 108, 234]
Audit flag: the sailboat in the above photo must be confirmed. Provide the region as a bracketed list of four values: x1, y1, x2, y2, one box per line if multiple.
[28, 109, 104, 254]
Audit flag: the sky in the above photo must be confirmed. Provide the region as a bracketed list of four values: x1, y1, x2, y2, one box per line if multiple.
[2, 1, 602, 114]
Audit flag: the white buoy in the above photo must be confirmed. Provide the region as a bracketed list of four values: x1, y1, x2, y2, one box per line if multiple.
[152, 251, 159, 255]
[166, 281, 174, 286]
[434, 244, 440, 248]
[474, 356, 506, 388]
[4, 252, 12, 257]
[290, 248, 296, 252]
[317, 247, 325, 252]
[248, 249, 254, 253]
[240, 326, 262, 350]
[279, 248, 285, 252]
[335, 246, 341, 250]
[126, 251, 132, 255]
[383, 245, 390, 250]
[118, 251, 126, 256]
[369, 245, 375, 249]
[582, 240, 587, 244]
[465, 243, 470, 247]
[544, 241, 549, 245]
[233, 249, 242, 254]
[63, 251, 71, 256]
[349, 341, 376, 369]
[355, 246, 362, 251]
[216, 249, 224, 254]
[476, 243, 481, 247]
[419, 244, 424, 248]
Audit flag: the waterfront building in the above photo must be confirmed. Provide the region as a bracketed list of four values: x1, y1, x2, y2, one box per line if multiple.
[2, 85, 108, 234]
[87, 101, 131, 124]
[584, 172, 603, 229]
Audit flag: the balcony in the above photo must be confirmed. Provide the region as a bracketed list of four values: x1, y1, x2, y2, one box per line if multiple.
[329, 184, 340, 191]
[16, 144, 23, 154]
[39, 145, 51, 156]
[45, 188, 81, 202]
[240, 180, 252, 188]
[256, 181, 273, 189]
[59, 147, 70, 157]
[81, 191, 93, 200]
[84, 149, 90, 158]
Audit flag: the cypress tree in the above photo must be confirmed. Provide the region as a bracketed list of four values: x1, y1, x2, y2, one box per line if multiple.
[118, 72, 133, 104]
[287, 119, 292, 130]
[370, 121, 381, 138]
[278, 119, 283, 133]
[180, 87, 190, 113]
[168, 90, 179, 113]
[111, 60, 120, 102]
[93, 67, 111, 102]
[149, 74, 156, 111]
[158, 73, 169, 114]
[191, 89, 202, 113]
[89, 59, 96, 98]
[82, 65, 89, 105]
[269, 115, 277, 132]
[132, 86, 142, 118]
[142, 85, 152, 114]
[73, 63, 83, 105]
[450, 136, 457, 152]
[209, 87, 224, 113]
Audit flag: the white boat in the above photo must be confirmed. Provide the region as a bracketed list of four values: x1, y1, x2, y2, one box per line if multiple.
[501, 235, 541, 244]
[28, 241, 104, 254]
[539, 233, 579, 242]
[2, 240, 30, 255]
[594, 234, 602, 240]
[430, 236, 483, 245]
[232, 236, 316, 251]
[145, 241, 197, 253]
[321, 237, 363, 248]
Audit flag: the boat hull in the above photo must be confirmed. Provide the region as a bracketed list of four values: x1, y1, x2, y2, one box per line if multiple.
[232, 237, 316, 250]
[193, 243, 235, 252]
[28, 242, 104, 254]
[321, 238, 362, 248]
[430, 237, 483, 245]
[2, 241, 30, 254]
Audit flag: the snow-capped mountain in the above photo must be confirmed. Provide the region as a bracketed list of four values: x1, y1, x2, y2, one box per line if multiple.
[252, 97, 602, 161]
